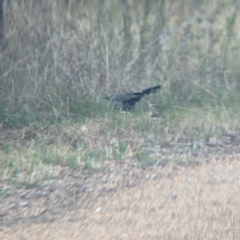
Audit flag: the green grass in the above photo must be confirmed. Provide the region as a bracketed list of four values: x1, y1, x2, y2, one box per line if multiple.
[1, 100, 240, 187]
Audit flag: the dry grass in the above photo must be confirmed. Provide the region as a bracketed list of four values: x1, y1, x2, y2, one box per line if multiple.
[1, 0, 240, 125]
[1, 156, 240, 239]
[1, 1, 240, 237]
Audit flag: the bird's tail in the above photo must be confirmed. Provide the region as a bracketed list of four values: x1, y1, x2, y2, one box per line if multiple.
[141, 85, 161, 95]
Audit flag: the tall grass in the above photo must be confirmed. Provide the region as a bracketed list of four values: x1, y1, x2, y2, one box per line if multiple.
[0, 0, 240, 126]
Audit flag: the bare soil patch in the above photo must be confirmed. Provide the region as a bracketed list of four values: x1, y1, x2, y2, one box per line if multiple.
[1, 155, 240, 240]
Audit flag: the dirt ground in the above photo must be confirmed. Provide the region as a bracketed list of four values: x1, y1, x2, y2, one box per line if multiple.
[1, 155, 240, 240]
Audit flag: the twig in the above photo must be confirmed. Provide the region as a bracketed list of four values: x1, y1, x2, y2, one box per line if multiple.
[192, 82, 217, 98]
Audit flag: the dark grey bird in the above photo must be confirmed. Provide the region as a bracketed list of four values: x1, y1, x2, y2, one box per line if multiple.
[106, 85, 161, 110]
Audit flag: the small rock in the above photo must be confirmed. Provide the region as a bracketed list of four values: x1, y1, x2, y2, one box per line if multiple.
[18, 202, 28, 207]
[95, 207, 101, 213]
[80, 125, 88, 132]
[110, 137, 117, 145]
[170, 195, 177, 200]
[187, 178, 192, 182]
[36, 191, 49, 198]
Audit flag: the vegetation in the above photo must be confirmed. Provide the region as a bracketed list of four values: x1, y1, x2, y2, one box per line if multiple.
[1, 0, 240, 186]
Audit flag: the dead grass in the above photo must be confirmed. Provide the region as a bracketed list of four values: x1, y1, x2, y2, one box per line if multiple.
[1, 156, 240, 240]
[1, 1, 240, 125]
